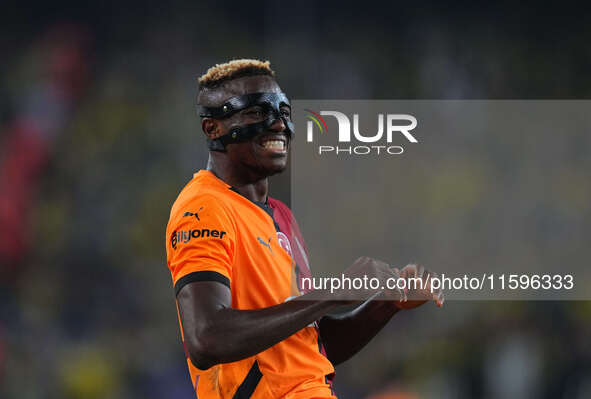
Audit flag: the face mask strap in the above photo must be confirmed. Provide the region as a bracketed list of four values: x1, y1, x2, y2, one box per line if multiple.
[199, 92, 294, 151]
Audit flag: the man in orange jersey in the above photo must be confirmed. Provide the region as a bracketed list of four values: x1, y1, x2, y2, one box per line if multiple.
[165, 59, 443, 398]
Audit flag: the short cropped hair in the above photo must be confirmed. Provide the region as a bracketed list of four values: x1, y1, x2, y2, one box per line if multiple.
[198, 59, 275, 90]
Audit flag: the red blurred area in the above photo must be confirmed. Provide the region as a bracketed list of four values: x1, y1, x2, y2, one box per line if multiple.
[0, 24, 91, 275]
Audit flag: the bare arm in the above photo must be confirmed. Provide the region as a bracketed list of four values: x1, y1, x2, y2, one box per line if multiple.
[177, 258, 438, 370]
[318, 296, 399, 366]
[177, 281, 341, 370]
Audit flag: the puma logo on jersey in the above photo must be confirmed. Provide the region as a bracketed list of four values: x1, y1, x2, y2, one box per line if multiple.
[257, 236, 273, 253]
[183, 207, 204, 221]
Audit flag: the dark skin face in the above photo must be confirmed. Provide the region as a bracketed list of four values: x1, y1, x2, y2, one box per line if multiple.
[199, 75, 291, 202]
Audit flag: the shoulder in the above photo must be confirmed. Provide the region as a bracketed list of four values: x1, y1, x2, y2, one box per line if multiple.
[268, 197, 299, 231]
[167, 179, 235, 234]
[268, 197, 292, 216]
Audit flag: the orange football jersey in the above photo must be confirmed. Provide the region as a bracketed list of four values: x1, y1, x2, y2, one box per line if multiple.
[165, 170, 336, 398]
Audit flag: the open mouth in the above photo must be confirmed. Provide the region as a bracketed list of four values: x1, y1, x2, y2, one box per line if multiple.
[258, 134, 288, 153]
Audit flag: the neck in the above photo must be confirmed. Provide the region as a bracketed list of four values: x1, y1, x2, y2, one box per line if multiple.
[207, 154, 269, 203]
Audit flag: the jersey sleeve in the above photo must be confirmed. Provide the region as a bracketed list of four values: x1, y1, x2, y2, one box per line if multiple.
[166, 195, 236, 296]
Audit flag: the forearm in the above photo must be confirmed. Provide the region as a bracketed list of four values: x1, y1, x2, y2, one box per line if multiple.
[319, 296, 399, 366]
[180, 290, 340, 369]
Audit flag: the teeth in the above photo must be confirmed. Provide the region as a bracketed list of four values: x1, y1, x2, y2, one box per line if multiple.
[262, 140, 285, 150]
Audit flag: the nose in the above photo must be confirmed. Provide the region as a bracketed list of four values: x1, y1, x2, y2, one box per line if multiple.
[269, 115, 286, 132]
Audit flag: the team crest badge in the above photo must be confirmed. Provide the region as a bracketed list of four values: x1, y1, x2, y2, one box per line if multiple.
[276, 232, 292, 256]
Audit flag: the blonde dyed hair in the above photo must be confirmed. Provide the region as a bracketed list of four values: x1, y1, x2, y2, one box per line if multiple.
[198, 59, 275, 89]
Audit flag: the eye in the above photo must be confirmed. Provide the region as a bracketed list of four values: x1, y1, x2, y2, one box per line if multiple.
[244, 107, 264, 118]
[280, 107, 291, 118]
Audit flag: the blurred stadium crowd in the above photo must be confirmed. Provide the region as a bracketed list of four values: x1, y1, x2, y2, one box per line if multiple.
[1, 2, 590, 398]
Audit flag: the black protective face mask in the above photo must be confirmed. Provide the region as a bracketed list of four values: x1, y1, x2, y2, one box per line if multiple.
[199, 92, 295, 151]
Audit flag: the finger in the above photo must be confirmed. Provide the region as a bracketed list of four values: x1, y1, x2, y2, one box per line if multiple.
[400, 264, 412, 279]
[385, 267, 404, 302]
[425, 270, 443, 298]
[436, 292, 445, 307]
[402, 265, 418, 300]
[424, 268, 435, 282]
[417, 264, 425, 280]
[390, 267, 406, 302]
[384, 269, 404, 301]
[423, 269, 436, 292]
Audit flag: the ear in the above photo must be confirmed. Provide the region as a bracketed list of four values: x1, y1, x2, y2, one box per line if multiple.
[202, 118, 225, 140]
